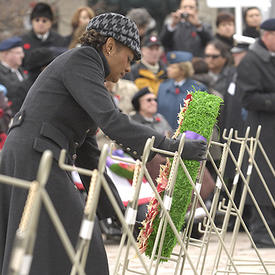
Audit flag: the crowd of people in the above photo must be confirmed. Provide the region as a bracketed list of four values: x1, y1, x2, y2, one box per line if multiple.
[0, 0, 274, 273]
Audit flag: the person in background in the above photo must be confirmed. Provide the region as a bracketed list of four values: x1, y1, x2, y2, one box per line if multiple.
[131, 87, 172, 137]
[0, 37, 27, 108]
[215, 11, 235, 50]
[66, 6, 95, 49]
[21, 2, 67, 59]
[160, 0, 212, 57]
[157, 50, 207, 130]
[243, 7, 262, 38]
[204, 39, 235, 97]
[10, 47, 55, 115]
[126, 8, 157, 41]
[125, 34, 167, 95]
[0, 84, 12, 148]
[237, 18, 275, 248]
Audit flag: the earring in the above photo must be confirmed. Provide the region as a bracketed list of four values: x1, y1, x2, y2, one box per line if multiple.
[108, 51, 111, 55]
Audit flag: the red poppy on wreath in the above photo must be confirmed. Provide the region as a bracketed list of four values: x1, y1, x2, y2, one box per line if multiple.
[23, 43, 31, 50]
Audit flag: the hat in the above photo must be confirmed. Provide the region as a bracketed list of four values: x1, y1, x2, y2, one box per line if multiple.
[86, 13, 141, 60]
[260, 18, 275, 31]
[30, 2, 53, 21]
[0, 36, 22, 51]
[142, 34, 161, 48]
[167, 51, 193, 64]
[24, 47, 55, 71]
[132, 87, 153, 111]
[231, 42, 250, 54]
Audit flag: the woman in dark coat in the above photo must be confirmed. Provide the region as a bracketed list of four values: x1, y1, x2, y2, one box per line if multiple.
[0, 13, 206, 274]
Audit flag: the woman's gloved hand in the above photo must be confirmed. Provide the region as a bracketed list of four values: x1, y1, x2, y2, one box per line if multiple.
[160, 136, 207, 161]
[181, 139, 207, 161]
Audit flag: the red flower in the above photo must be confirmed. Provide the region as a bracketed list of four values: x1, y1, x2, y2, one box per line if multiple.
[155, 116, 161, 122]
[23, 43, 31, 50]
[191, 31, 197, 38]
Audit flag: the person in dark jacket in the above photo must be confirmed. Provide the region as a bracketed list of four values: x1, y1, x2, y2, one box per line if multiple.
[237, 18, 275, 248]
[0, 13, 207, 274]
[10, 47, 55, 115]
[160, 0, 212, 57]
[243, 7, 262, 38]
[21, 2, 67, 60]
[0, 37, 27, 106]
[215, 11, 235, 50]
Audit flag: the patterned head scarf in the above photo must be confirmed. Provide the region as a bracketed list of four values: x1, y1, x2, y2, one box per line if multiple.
[86, 13, 141, 61]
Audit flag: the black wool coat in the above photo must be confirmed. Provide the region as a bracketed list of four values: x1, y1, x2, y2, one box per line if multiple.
[0, 46, 177, 274]
[237, 39, 275, 206]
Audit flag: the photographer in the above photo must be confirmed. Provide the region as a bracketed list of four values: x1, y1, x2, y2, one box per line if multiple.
[160, 0, 212, 57]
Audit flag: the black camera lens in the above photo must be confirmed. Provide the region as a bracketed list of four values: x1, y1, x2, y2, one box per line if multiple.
[181, 13, 189, 19]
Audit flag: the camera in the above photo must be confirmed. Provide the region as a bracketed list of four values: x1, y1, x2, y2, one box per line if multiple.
[181, 13, 189, 20]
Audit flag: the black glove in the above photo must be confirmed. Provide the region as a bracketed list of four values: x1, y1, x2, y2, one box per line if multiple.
[160, 136, 207, 161]
[181, 138, 207, 161]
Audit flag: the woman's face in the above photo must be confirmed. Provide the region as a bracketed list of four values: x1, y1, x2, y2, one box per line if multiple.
[167, 64, 184, 80]
[217, 21, 235, 38]
[105, 41, 134, 83]
[78, 10, 91, 27]
[245, 8, 262, 28]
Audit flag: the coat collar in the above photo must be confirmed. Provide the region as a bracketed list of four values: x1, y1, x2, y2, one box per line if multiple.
[250, 39, 271, 63]
[97, 50, 110, 79]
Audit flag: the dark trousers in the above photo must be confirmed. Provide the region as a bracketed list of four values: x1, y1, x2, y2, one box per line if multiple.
[249, 205, 275, 248]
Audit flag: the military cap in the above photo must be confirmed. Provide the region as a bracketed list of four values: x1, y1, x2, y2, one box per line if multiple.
[231, 42, 250, 54]
[86, 13, 141, 60]
[260, 18, 275, 31]
[142, 34, 161, 48]
[132, 87, 153, 111]
[30, 2, 53, 21]
[0, 36, 23, 51]
[167, 51, 193, 64]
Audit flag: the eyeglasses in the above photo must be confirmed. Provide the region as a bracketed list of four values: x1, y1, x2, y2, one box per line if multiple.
[146, 98, 157, 103]
[34, 18, 49, 23]
[204, 54, 221, 59]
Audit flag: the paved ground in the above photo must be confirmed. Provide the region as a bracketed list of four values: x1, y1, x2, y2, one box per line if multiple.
[104, 232, 275, 275]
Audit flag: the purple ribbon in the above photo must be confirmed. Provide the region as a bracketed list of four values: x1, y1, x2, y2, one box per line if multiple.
[184, 131, 207, 142]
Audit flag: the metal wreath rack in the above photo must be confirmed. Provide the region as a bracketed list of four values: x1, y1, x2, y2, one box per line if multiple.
[0, 125, 274, 275]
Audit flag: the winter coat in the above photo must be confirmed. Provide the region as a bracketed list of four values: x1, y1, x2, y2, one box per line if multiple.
[160, 21, 212, 57]
[21, 30, 67, 61]
[125, 60, 167, 95]
[0, 46, 180, 274]
[0, 63, 27, 107]
[157, 78, 207, 130]
[130, 112, 172, 137]
[237, 39, 275, 206]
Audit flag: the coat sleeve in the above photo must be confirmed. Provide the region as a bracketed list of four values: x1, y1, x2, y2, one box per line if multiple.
[237, 54, 275, 112]
[196, 23, 213, 47]
[62, 47, 174, 160]
[160, 25, 175, 51]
